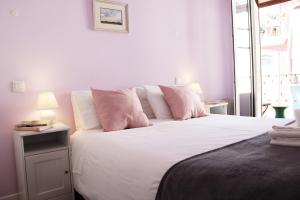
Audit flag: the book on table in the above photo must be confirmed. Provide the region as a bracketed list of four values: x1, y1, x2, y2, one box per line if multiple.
[14, 126, 52, 132]
[15, 120, 52, 132]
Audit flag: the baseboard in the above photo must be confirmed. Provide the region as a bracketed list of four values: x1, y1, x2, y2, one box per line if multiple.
[0, 193, 19, 200]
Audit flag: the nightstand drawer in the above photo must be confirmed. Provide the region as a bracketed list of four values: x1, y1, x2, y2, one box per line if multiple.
[25, 150, 71, 200]
[23, 130, 69, 157]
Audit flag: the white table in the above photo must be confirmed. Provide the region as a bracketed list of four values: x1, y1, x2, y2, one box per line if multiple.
[204, 100, 228, 115]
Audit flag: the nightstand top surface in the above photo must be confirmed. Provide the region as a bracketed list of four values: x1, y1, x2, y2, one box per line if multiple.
[204, 100, 228, 106]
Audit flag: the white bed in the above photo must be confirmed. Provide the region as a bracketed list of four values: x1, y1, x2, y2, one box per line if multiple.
[71, 115, 291, 200]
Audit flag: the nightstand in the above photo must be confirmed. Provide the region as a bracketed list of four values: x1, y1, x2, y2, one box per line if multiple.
[204, 100, 228, 115]
[14, 123, 74, 200]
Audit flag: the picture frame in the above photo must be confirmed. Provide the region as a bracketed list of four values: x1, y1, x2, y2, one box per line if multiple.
[255, 0, 290, 8]
[93, 0, 129, 33]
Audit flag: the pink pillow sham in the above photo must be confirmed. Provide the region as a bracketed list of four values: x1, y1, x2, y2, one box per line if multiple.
[91, 88, 149, 132]
[159, 85, 207, 120]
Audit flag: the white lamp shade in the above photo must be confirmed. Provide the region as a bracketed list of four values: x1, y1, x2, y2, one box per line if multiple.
[188, 82, 203, 95]
[37, 92, 59, 110]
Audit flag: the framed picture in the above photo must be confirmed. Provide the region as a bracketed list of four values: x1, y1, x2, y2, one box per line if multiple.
[93, 0, 129, 33]
[255, 0, 290, 8]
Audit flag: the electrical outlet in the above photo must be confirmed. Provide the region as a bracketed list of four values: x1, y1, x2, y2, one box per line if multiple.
[12, 81, 26, 93]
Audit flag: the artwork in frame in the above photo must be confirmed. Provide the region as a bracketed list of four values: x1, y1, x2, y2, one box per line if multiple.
[93, 0, 129, 32]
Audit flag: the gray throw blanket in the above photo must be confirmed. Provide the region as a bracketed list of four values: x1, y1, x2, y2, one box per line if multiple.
[156, 134, 300, 200]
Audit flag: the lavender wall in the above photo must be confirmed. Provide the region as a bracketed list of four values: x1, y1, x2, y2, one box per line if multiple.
[188, 0, 235, 100]
[0, 0, 233, 196]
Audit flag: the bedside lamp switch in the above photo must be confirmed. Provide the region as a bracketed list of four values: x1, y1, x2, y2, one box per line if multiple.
[12, 81, 26, 93]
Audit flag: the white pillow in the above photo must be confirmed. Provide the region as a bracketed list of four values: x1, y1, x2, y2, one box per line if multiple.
[135, 87, 156, 119]
[71, 91, 101, 130]
[144, 85, 172, 119]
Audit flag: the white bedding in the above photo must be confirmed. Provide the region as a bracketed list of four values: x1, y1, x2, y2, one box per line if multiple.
[71, 115, 292, 200]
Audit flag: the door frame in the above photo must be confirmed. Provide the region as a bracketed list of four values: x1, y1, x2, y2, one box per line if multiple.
[250, 0, 262, 117]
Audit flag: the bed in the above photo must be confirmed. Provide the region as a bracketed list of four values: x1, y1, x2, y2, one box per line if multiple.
[71, 114, 296, 200]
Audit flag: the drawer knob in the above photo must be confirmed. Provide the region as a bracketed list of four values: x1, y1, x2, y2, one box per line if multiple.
[65, 170, 69, 174]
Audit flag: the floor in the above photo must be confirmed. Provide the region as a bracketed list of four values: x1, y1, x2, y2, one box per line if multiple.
[75, 191, 85, 200]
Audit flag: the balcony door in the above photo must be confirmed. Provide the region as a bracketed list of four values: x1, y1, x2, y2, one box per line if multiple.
[231, 0, 262, 116]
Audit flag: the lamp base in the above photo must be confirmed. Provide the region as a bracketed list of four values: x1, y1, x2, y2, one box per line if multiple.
[39, 110, 56, 125]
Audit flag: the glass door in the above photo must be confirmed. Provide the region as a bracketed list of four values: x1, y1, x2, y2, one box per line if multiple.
[231, 0, 261, 116]
[259, 1, 300, 118]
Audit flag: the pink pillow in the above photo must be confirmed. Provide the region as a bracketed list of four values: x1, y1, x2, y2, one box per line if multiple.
[159, 85, 207, 120]
[91, 88, 149, 132]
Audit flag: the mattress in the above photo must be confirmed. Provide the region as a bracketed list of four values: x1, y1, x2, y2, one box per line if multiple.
[71, 115, 291, 200]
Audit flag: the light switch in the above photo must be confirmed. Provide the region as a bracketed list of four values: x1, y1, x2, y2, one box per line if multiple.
[9, 9, 19, 17]
[175, 77, 184, 85]
[12, 81, 26, 93]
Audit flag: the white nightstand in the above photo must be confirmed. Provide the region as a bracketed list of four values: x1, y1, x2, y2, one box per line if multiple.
[14, 123, 74, 200]
[204, 100, 228, 115]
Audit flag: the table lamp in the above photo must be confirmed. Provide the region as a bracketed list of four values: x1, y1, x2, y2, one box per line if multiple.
[37, 92, 59, 125]
[188, 82, 203, 95]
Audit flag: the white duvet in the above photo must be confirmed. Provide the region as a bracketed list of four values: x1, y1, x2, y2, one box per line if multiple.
[71, 115, 291, 200]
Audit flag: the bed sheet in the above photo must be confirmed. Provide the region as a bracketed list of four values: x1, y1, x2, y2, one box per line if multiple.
[71, 115, 291, 200]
